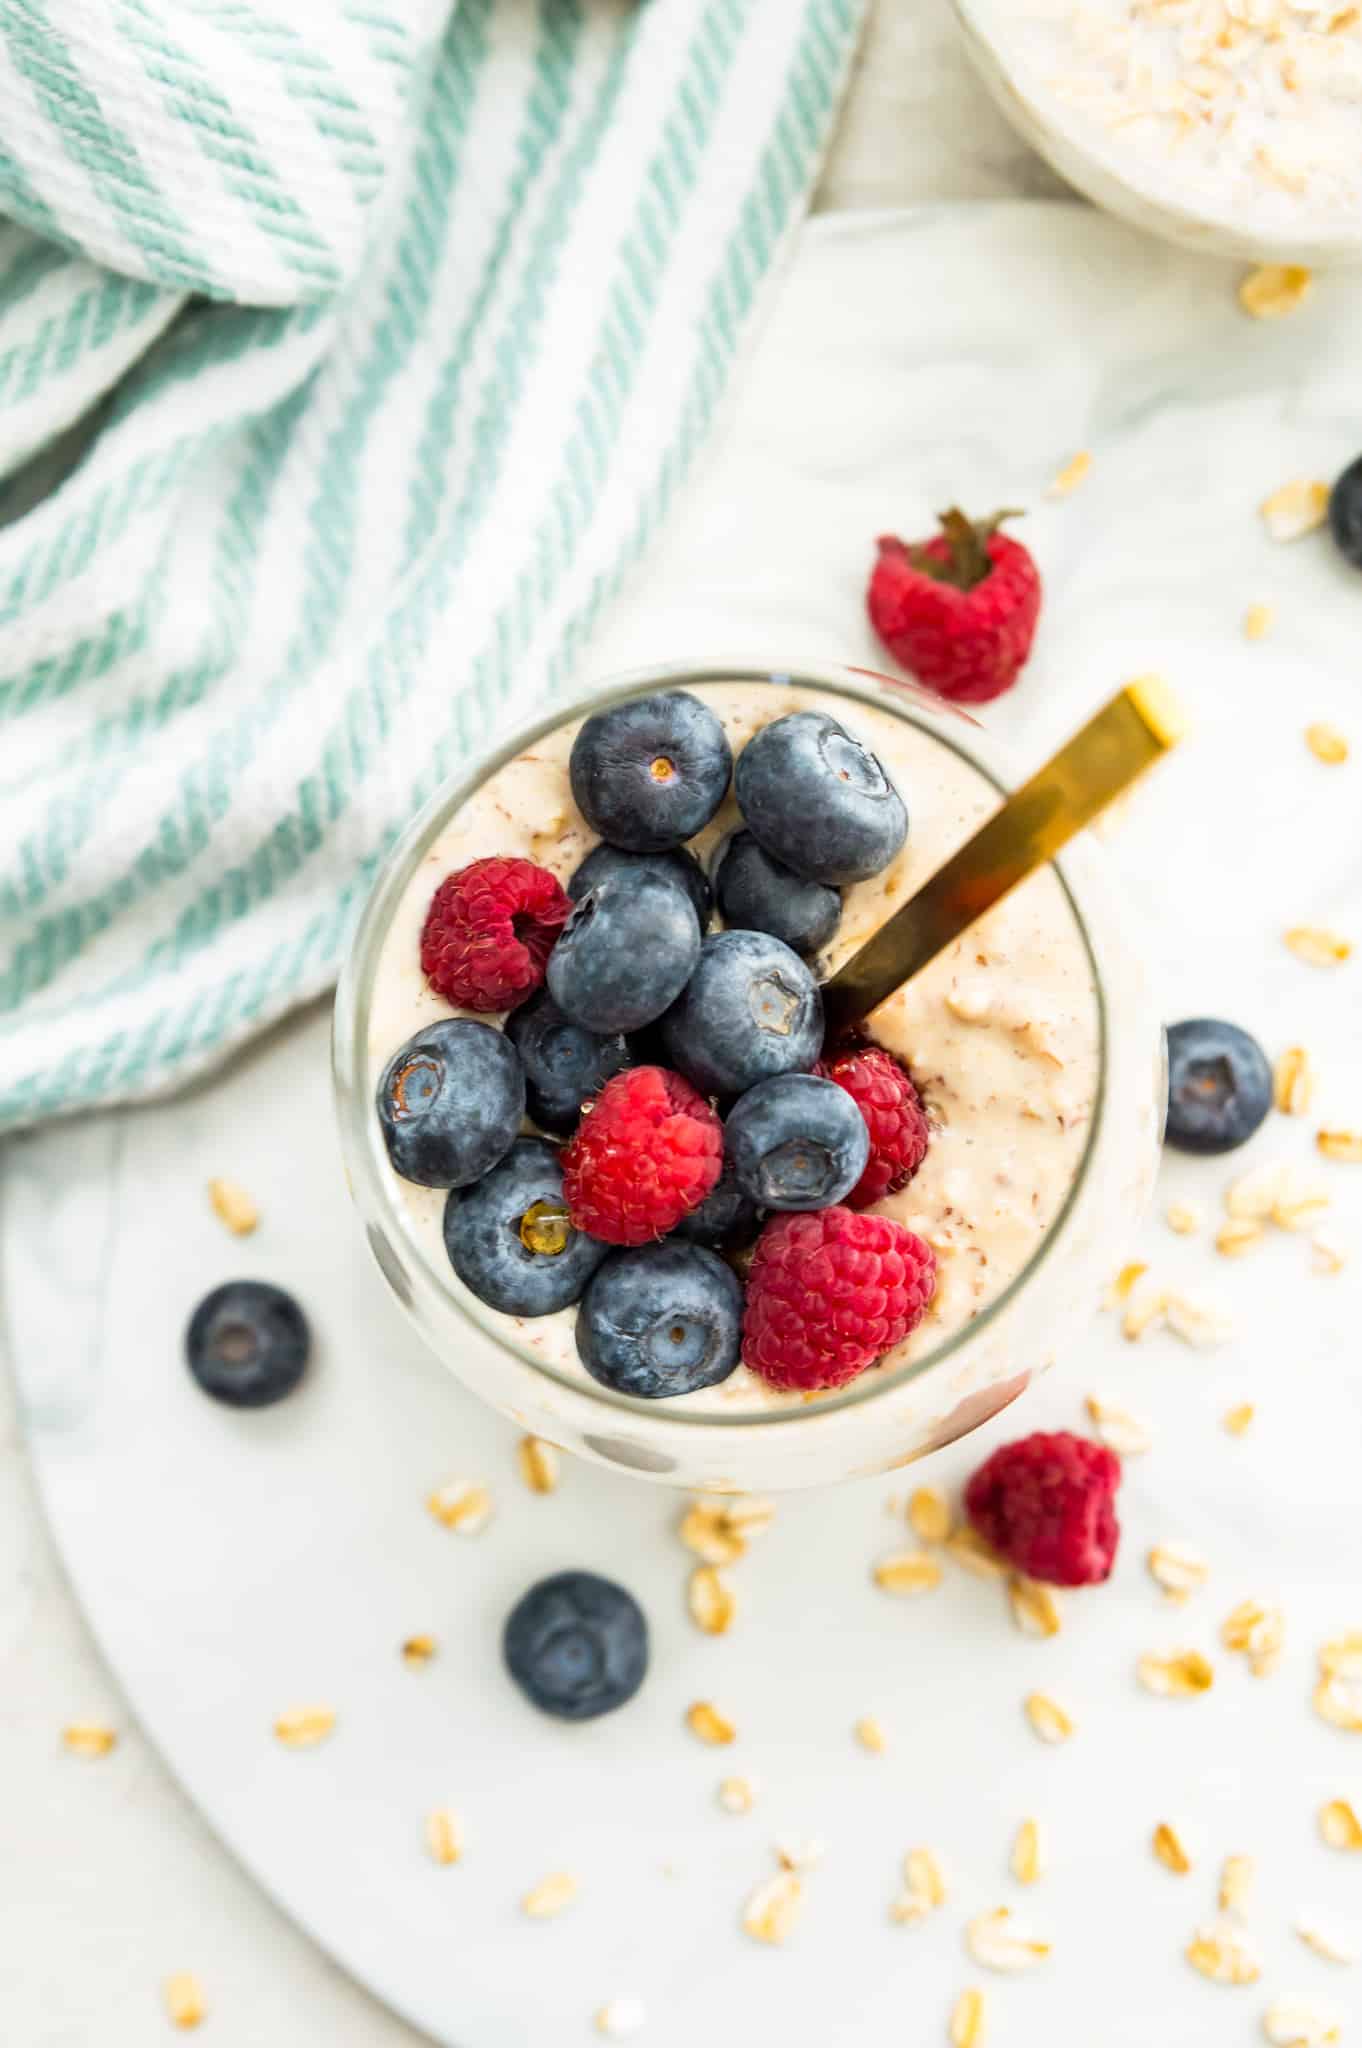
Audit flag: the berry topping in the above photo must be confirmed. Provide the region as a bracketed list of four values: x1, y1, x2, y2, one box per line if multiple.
[503, 1570, 648, 1720]
[1164, 1017, 1272, 1155]
[659, 929, 823, 1100]
[547, 870, 700, 1036]
[670, 1157, 762, 1253]
[505, 988, 631, 1138]
[376, 1018, 524, 1189]
[569, 842, 713, 930]
[186, 1280, 310, 1409]
[964, 1430, 1121, 1587]
[741, 1207, 936, 1392]
[724, 1072, 869, 1212]
[561, 1065, 723, 1246]
[420, 856, 571, 1013]
[712, 829, 841, 958]
[569, 690, 733, 852]
[734, 711, 908, 885]
[443, 1137, 608, 1316]
[576, 1242, 742, 1398]
[818, 1042, 930, 1208]
[1329, 453, 1362, 570]
[868, 509, 1042, 705]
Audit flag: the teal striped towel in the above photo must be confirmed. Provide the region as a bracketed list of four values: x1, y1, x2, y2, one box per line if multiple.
[0, 0, 864, 1131]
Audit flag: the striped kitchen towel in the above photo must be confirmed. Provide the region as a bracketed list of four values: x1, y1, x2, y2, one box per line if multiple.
[0, 0, 865, 1132]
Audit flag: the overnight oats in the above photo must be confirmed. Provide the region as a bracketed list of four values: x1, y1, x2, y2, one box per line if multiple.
[334, 662, 1164, 1491]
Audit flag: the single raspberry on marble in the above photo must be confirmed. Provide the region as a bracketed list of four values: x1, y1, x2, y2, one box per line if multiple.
[964, 1430, 1121, 1587]
[420, 857, 571, 1013]
[818, 1042, 930, 1209]
[741, 1207, 936, 1393]
[867, 508, 1042, 704]
[561, 1066, 723, 1247]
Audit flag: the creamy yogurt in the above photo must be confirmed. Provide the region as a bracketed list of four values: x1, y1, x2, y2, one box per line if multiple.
[367, 682, 1101, 1415]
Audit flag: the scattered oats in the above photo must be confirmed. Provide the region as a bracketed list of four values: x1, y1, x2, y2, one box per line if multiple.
[1009, 1575, 1063, 1639]
[1320, 1800, 1362, 1852]
[1260, 480, 1329, 543]
[1166, 1199, 1204, 1235]
[775, 1836, 825, 1873]
[717, 1775, 756, 1815]
[1024, 1693, 1075, 1745]
[517, 1436, 560, 1494]
[905, 1846, 949, 1909]
[1186, 1916, 1263, 1986]
[425, 1807, 464, 1866]
[1244, 602, 1277, 641]
[1047, 449, 1092, 498]
[163, 1972, 206, 2030]
[62, 1721, 116, 1758]
[1273, 1170, 1333, 1233]
[1220, 1854, 1255, 1912]
[1108, 1259, 1148, 1306]
[874, 1552, 944, 1596]
[1318, 1633, 1362, 1680]
[742, 1868, 803, 1946]
[1262, 1998, 1345, 2046]
[272, 1706, 335, 1749]
[1318, 1129, 1362, 1163]
[1223, 1600, 1285, 1678]
[1085, 1394, 1152, 1457]
[1274, 1046, 1316, 1116]
[1217, 1217, 1265, 1258]
[965, 1907, 1051, 1974]
[908, 1486, 952, 1546]
[1152, 1823, 1194, 1875]
[207, 1177, 258, 1236]
[1224, 1403, 1256, 1437]
[944, 1527, 1007, 1580]
[1306, 723, 1350, 766]
[949, 1988, 987, 2048]
[1148, 1543, 1211, 1603]
[401, 1634, 437, 1665]
[595, 1997, 646, 2039]
[1011, 1818, 1044, 1886]
[1312, 1236, 1349, 1276]
[1226, 1164, 1286, 1220]
[1121, 1284, 1169, 1342]
[855, 1715, 887, 1755]
[426, 1480, 493, 1534]
[678, 1496, 773, 1566]
[1296, 1912, 1360, 1966]
[1284, 928, 1353, 969]
[1239, 264, 1312, 319]
[686, 1701, 736, 1747]
[522, 1871, 579, 1918]
[1138, 1650, 1215, 1699]
[688, 1565, 735, 1637]
[1314, 1673, 1362, 1733]
[1165, 1293, 1233, 1350]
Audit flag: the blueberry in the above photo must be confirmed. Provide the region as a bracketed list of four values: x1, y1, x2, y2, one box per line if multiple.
[505, 988, 631, 1137]
[569, 842, 713, 930]
[569, 690, 732, 852]
[503, 1570, 648, 1721]
[444, 1138, 608, 1315]
[724, 1073, 869, 1211]
[735, 710, 907, 884]
[670, 1157, 762, 1251]
[576, 1242, 743, 1399]
[186, 1281, 309, 1408]
[1165, 1018, 1272, 1154]
[377, 1019, 524, 1189]
[1329, 454, 1362, 570]
[712, 829, 841, 957]
[547, 871, 700, 1035]
[659, 929, 822, 1098]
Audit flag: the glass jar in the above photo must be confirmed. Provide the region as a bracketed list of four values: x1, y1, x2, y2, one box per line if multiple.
[333, 660, 1164, 1492]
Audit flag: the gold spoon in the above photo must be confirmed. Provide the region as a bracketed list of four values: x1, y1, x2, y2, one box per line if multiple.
[820, 676, 1184, 1038]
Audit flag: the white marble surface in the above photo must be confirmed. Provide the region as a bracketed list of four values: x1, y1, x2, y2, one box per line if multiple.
[5, 8, 1362, 2046]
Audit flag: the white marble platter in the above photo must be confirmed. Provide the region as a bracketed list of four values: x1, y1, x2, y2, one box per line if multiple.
[4, 205, 1362, 2046]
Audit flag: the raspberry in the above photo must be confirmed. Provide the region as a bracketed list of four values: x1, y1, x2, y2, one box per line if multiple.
[818, 1043, 930, 1209]
[741, 1208, 936, 1392]
[867, 509, 1042, 705]
[420, 857, 571, 1013]
[964, 1430, 1121, 1587]
[561, 1066, 723, 1247]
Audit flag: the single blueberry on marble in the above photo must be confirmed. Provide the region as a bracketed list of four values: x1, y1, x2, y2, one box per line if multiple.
[186, 1280, 310, 1409]
[503, 1570, 649, 1720]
